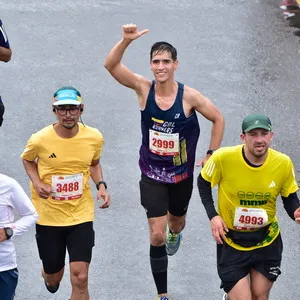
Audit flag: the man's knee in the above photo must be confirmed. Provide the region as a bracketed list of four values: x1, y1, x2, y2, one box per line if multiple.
[70, 263, 89, 288]
[168, 214, 186, 233]
[151, 230, 166, 246]
[71, 271, 88, 288]
[251, 288, 271, 300]
[148, 217, 168, 246]
[43, 267, 64, 286]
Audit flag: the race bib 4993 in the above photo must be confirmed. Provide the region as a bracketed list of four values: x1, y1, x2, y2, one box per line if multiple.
[233, 207, 268, 230]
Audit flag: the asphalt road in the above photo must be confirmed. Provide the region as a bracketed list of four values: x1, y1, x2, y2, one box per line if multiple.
[1, 0, 300, 299]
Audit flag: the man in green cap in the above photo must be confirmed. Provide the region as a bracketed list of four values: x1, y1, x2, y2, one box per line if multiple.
[21, 86, 110, 300]
[198, 114, 300, 300]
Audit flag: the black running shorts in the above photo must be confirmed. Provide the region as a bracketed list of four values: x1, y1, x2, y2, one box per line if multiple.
[139, 173, 193, 218]
[35, 221, 95, 274]
[217, 234, 283, 293]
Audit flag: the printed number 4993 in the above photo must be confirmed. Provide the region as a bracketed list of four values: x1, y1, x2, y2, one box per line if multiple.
[239, 215, 263, 225]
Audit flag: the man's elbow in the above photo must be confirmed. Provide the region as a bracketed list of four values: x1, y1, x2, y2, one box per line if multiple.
[214, 113, 225, 126]
[22, 159, 33, 168]
[217, 112, 224, 122]
[4, 52, 12, 62]
[104, 59, 119, 73]
[104, 63, 115, 74]
[104, 59, 112, 71]
[2, 49, 12, 62]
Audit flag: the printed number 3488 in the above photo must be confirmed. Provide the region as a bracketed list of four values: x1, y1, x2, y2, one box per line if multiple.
[56, 182, 79, 193]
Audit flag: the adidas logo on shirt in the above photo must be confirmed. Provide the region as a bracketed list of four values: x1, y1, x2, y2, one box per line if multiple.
[268, 181, 276, 188]
[49, 153, 57, 158]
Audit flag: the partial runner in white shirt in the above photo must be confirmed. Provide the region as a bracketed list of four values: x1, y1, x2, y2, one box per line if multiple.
[0, 173, 38, 300]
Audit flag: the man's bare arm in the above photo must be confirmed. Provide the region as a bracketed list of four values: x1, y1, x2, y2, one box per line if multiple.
[22, 159, 51, 199]
[104, 24, 149, 91]
[187, 88, 224, 165]
[0, 46, 11, 62]
[90, 159, 110, 208]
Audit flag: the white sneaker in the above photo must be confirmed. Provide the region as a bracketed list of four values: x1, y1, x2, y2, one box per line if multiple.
[222, 293, 228, 300]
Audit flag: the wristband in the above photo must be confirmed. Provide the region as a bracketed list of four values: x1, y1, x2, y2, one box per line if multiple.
[206, 149, 215, 155]
[96, 181, 107, 190]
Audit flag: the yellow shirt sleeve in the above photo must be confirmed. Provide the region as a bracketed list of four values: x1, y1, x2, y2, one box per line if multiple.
[21, 134, 38, 161]
[200, 150, 222, 187]
[92, 130, 104, 161]
[280, 157, 299, 197]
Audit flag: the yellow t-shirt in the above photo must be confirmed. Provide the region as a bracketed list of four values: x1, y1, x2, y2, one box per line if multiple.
[21, 123, 104, 226]
[201, 145, 298, 251]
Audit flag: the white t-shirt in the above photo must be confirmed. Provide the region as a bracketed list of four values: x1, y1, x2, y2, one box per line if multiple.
[0, 174, 38, 272]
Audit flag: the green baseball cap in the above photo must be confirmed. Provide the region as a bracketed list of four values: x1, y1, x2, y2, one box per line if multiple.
[242, 114, 272, 132]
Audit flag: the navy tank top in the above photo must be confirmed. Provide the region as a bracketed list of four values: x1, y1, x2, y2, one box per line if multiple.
[139, 81, 200, 183]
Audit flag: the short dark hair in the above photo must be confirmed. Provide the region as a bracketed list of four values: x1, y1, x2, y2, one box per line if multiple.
[150, 41, 177, 61]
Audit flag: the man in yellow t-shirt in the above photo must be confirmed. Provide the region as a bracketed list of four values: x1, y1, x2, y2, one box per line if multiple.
[198, 114, 300, 300]
[21, 86, 110, 300]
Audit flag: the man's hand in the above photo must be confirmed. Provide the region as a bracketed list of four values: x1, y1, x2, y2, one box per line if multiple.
[294, 207, 300, 224]
[33, 182, 51, 199]
[0, 228, 7, 242]
[97, 186, 110, 209]
[196, 154, 211, 167]
[210, 215, 228, 244]
[122, 24, 149, 41]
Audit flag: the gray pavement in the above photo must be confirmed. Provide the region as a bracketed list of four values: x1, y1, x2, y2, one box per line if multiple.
[1, 0, 300, 299]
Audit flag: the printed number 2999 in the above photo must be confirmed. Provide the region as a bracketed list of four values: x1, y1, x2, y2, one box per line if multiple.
[152, 138, 174, 149]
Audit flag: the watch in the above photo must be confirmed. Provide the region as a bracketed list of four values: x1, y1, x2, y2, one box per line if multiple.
[96, 181, 107, 190]
[206, 149, 215, 155]
[4, 227, 13, 240]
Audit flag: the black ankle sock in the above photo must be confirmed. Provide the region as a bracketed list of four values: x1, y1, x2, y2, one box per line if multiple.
[150, 244, 168, 294]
